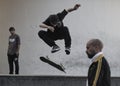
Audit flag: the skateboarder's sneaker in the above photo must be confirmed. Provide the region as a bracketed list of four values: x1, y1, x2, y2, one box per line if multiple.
[51, 45, 60, 53]
[65, 47, 71, 55]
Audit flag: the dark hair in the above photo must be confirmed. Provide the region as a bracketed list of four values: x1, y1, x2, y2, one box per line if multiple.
[49, 15, 59, 25]
[9, 27, 15, 31]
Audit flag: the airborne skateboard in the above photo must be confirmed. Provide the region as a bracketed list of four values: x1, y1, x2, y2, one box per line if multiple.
[40, 56, 66, 73]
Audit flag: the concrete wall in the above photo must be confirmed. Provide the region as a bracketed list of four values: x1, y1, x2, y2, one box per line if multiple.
[0, 76, 120, 86]
[0, 0, 120, 76]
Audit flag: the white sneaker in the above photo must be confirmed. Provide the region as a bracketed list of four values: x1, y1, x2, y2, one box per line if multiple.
[51, 45, 60, 53]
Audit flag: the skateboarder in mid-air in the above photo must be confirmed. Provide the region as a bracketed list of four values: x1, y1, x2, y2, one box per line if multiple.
[38, 4, 80, 55]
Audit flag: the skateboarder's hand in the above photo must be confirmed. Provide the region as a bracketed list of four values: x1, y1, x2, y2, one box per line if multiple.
[48, 26, 55, 32]
[73, 4, 81, 10]
[67, 4, 81, 12]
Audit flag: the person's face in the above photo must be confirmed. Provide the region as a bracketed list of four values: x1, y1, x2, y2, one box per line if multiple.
[10, 30, 15, 35]
[86, 44, 97, 59]
[50, 16, 62, 28]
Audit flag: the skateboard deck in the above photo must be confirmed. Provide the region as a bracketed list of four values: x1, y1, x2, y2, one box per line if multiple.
[40, 56, 66, 73]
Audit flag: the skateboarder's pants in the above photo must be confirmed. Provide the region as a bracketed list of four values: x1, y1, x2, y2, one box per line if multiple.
[38, 26, 71, 48]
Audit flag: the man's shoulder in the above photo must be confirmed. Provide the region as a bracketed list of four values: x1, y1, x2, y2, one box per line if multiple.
[12, 34, 20, 39]
[15, 34, 20, 37]
[102, 57, 108, 62]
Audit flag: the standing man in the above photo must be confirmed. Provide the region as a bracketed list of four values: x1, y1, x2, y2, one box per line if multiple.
[38, 4, 80, 55]
[86, 39, 111, 86]
[7, 27, 21, 74]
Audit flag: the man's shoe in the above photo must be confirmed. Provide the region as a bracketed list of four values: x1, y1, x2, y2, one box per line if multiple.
[65, 47, 71, 55]
[51, 45, 60, 53]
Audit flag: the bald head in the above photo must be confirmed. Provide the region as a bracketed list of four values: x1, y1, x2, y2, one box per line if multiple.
[87, 39, 103, 51]
[86, 39, 104, 59]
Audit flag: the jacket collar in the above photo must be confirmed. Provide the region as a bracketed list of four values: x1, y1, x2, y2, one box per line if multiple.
[91, 52, 103, 63]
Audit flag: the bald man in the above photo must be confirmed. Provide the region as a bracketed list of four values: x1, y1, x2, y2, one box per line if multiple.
[86, 39, 111, 86]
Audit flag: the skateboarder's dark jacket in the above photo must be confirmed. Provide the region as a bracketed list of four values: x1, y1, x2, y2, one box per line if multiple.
[43, 9, 68, 35]
[88, 55, 111, 86]
[39, 9, 71, 48]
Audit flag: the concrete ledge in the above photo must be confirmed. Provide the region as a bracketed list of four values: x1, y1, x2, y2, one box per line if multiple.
[0, 75, 86, 86]
[0, 75, 120, 86]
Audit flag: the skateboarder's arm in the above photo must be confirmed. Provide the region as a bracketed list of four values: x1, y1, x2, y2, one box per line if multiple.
[66, 4, 81, 12]
[39, 23, 55, 32]
[57, 4, 81, 21]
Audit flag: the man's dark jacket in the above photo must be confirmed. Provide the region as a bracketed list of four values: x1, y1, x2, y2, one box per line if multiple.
[88, 55, 111, 86]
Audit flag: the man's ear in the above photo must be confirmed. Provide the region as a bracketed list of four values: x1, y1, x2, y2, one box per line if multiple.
[95, 46, 100, 52]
